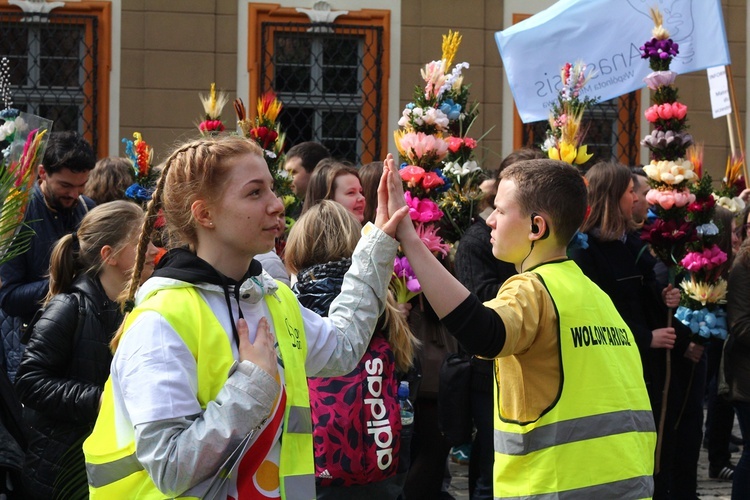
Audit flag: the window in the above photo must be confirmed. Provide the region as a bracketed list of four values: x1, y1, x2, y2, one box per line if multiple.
[0, 2, 111, 157]
[250, 5, 389, 165]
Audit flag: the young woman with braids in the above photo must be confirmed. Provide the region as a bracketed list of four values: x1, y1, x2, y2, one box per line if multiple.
[15, 200, 157, 499]
[285, 200, 419, 499]
[83, 136, 407, 499]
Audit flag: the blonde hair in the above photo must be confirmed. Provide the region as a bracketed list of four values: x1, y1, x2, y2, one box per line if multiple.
[46, 200, 144, 304]
[111, 135, 264, 351]
[285, 200, 418, 372]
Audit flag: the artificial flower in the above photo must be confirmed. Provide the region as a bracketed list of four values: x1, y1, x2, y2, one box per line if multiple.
[675, 305, 728, 340]
[443, 160, 480, 178]
[679, 278, 728, 306]
[398, 131, 449, 167]
[644, 102, 687, 122]
[687, 143, 704, 179]
[643, 159, 696, 185]
[257, 90, 282, 124]
[548, 142, 592, 165]
[645, 187, 695, 210]
[643, 71, 677, 90]
[421, 60, 448, 101]
[399, 165, 425, 187]
[199, 120, 225, 133]
[392, 256, 421, 303]
[641, 129, 693, 151]
[421, 171, 445, 190]
[199, 83, 229, 120]
[695, 222, 719, 237]
[416, 222, 451, 257]
[404, 191, 443, 223]
[680, 245, 728, 272]
[712, 193, 746, 214]
[641, 218, 696, 248]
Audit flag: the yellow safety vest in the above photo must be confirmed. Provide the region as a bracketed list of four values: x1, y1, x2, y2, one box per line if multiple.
[493, 260, 656, 499]
[83, 284, 315, 499]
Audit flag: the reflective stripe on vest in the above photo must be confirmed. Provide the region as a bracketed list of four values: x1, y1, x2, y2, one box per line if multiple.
[84, 283, 315, 499]
[492, 260, 656, 499]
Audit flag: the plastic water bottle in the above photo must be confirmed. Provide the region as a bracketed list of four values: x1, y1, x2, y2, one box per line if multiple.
[398, 381, 414, 426]
[397, 381, 414, 473]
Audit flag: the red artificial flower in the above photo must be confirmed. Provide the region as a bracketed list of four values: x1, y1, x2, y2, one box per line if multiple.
[446, 136, 464, 153]
[421, 171, 445, 190]
[250, 126, 279, 149]
[199, 120, 225, 132]
[400, 165, 426, 187]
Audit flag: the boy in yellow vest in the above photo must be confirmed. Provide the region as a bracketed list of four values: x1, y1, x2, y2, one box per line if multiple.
[385, 157, 656, 498]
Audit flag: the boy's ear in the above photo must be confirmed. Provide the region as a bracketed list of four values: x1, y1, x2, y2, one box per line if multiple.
[191, 199, 214, 229]
[530, 213, 550, 241]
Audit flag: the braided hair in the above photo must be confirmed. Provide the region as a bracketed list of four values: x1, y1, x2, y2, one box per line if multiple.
[111, 135, 264, 351]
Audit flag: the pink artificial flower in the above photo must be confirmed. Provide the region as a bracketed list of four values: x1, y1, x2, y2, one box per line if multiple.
[399, 132, 449, 165]
[416, 222, 451, 257]
[645, 106, 659, 123]
[392, 256, 421, 303]
[643, 71, 677, 90]
[400, 165, 425, 187]
[405, 191, 443, 223]
[646, 188, 696, 210]
[463, 137, 477, 149]
[680, 245, 728, 272]
[671, 102, 688, 120]
[658, 103, 674, 120]
[421, 171, 445, 190]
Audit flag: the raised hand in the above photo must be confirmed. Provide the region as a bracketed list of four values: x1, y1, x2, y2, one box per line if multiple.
[238, 317, 278, 379]
[374, 153, 409, 238]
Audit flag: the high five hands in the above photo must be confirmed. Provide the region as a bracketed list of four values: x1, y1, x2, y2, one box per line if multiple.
[374, 153, 411, 238]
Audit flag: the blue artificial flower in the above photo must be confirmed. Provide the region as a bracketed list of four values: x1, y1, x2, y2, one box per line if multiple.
[675, 306, 727, 341]
[567, 231, 589, 252]
[0, 108, 19, 119]
[122, 138, 139, 176]
[406, 102, 415, 110]
[439, 99, 462, 121]
[125, 183, 152, 202]
[433, 168, 451, 193]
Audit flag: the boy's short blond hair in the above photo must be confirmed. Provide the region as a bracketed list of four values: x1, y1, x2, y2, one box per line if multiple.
[500, 159, 587, 245]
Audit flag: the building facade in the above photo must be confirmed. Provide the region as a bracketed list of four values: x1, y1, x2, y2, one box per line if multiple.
[0, 0, 745, 179]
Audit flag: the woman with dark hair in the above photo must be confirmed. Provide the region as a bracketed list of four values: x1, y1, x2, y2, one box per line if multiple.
[359, 161, 383, 224]
[570, 160, 703, 499]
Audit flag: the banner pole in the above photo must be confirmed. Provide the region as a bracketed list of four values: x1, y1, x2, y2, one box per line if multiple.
[726, 65, 748, 179]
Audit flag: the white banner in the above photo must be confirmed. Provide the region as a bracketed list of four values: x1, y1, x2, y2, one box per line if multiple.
[706, 66, 732, 119]
[496, 0, 731, 123]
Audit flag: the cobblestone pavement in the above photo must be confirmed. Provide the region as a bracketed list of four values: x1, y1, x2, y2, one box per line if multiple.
[446, 410, 737, 499]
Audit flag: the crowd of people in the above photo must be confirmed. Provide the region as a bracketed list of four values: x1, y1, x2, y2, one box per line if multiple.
[1, 129, 750, 500]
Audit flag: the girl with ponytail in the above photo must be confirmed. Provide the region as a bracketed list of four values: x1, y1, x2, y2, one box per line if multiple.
[15, 200, 156, 499]
[84, 135, 407, 499]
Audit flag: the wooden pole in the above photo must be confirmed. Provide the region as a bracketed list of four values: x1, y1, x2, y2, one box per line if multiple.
[727, 114, 737, 157]
[654, 310, 672, 475]
[726, 65, 748, 180]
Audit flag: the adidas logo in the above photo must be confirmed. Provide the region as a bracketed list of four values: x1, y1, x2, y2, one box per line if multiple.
[319, 469, 333, 479]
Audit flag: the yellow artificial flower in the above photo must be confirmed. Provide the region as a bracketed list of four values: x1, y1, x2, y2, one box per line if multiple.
[574, 144, 593, 165]
[393, 129, 407, 158]
[687, 143, 704, 179]
[257, 90, 282, 124]
[680, 278, 728, 306]
[199, 83, 229, 120]
[725, 153, 745, 187]
[441, 30, 462, 68]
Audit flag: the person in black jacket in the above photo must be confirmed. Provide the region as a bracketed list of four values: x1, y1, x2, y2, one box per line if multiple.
[452, 148, 541, 500]
[0, 131, 97, 382]
[569, 161, 705, 500]
[14, 200, 157, 500]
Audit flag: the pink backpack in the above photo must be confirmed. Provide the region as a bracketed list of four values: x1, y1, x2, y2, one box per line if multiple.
[308, 332, 402, 486]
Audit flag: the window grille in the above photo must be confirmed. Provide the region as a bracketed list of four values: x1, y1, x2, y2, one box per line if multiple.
[0, 11, 99, 152]
[521, 92, 641, 168]
[260, 21, 384, 165]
